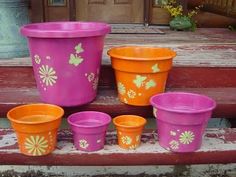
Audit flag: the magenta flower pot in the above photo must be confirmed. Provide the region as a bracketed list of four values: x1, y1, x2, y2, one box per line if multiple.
[150, 92, 216, 152]
[67, 111, 111, 152]
[20, 22, 111, 106]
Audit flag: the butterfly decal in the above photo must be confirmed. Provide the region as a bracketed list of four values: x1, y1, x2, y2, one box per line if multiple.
[145, 79, 156, 89]
[152, 64, 160, 73]
[75, 43, 84, 54]
[133, 75, 147, 88]
[69, 54, 83, 66]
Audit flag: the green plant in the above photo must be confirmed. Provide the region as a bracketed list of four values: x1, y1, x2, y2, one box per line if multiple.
[162, 0, 202, 31]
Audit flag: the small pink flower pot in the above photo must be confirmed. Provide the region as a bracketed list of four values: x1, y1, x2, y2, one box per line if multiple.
[150, 92, 216, 152]
[67, 111, 111, 152]
[20, 22, 111, 106]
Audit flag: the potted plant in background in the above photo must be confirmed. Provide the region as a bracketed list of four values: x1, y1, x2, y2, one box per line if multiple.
[162, 0, 202, 31]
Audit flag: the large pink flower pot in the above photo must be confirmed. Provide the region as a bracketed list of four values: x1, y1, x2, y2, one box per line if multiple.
[150, 92, 216, 152]
[21, 22, 111, 106]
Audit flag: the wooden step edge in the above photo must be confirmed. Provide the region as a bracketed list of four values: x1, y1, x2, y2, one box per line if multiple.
[0, 88, 236, 118]
[1, 66, 236, 89]
[0, 128, 235, 166]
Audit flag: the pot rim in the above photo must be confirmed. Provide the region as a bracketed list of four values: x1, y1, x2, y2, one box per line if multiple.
[150, 92, 217, 114]
[7, 103, 64, 125]
[67, 111, 111, 128]
[20, 21, 111, 38]
[113, 115, 147, 129]
[107, 46, 176, 61]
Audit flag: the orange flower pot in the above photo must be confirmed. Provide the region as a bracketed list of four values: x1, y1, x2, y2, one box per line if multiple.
[7, 103, 64, 156]
[113, 115, 146, 150]
[108, 46, 176, 106]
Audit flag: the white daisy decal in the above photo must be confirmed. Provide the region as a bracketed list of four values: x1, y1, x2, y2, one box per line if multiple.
[121, 136, 132, 145]
[170, 131, 176, 136]
[92, 77, 99, 90]
[34, 54, 41, 64]
[179, 131, 195, 144]
[39, 65, 58, 86]
[24, 135, 48, 156]
[87, 73, 95, 82]
[79, 139, 89, 149]
[117, 82, 126, 95]
[169, 140, 179, 150]
[127, 89, 136, 99]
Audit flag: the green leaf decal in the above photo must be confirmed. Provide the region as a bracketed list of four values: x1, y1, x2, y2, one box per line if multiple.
[69, 54, 84, 66]
[75, 43, 84, 54]
[145, 79, 156, 89]
[133, 75, 147, 88]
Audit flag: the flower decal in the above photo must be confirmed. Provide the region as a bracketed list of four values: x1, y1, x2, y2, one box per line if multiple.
[136, 135, 140, 142]
[133, 75, 147, 88]
[39, 65, 58, 86]
[87, 73, 95, 82]
[24, 135, 48, 156]
[152, 63, 160, 73]
[34, 54, 41, 64]
[121, 136, 132, 145]
[127, 89, 136, 99]
[179, 131, 195, 144]
[79, 139, 89, 149]
[85, 72, 99, 91]
[118, 82, 126, 95]
[170, 131, 176, 136]
[129, 144, 138, 150]
[169, 140, 179, 150]
[92, 77, 99, 90]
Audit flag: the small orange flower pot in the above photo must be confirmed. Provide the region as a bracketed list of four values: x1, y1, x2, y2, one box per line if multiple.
[108, 46, 176, 106]
[113, 115, 146, 150]
[7, 103, 64, 156]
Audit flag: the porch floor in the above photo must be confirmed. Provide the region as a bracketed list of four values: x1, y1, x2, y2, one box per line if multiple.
[1, 27, 236, 67]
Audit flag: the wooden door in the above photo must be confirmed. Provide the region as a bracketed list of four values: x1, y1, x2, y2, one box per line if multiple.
[76, 0, 144, 23]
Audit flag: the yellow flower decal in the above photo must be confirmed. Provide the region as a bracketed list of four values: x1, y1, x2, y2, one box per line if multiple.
[179, 131, 195, 144]
[24, 135, 48, 156]
[118, 82, 126, 95]
[121, 136, 132, 145]
[128, 144, 138, 150]
[133, 75, 147, 88]
[169, 140, 179, 150]
[127, 89, 136, 99]
[79, 139, 89, 149]
[152, 64, 160, 73]
[39, 65, 58, 86]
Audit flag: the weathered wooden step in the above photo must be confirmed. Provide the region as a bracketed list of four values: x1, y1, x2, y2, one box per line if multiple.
[0, 128, 235, 166]
[1, 66, 236, 88]
[0, 87, 235, 118]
